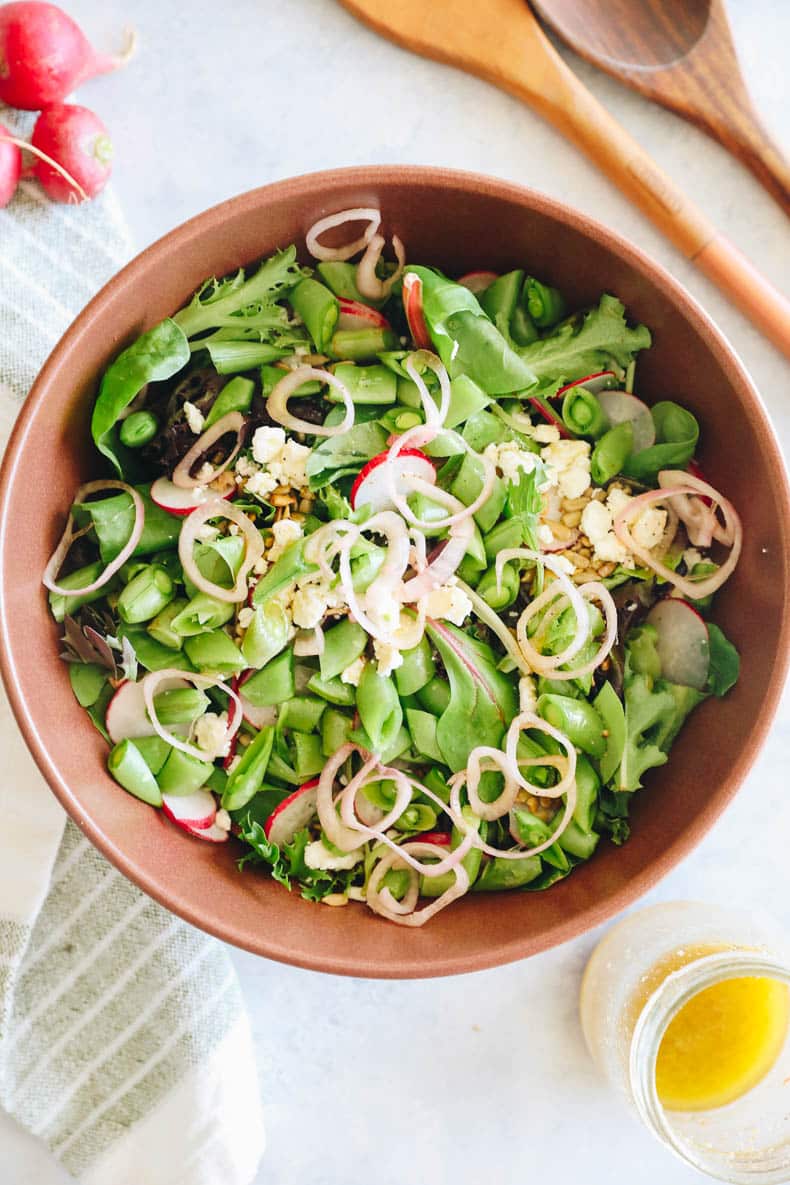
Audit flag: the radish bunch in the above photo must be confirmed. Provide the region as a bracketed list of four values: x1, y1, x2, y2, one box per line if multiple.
[0, 2, 134, 206]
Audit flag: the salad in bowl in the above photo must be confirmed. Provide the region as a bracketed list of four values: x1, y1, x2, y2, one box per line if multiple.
[44, 206, 742, 927]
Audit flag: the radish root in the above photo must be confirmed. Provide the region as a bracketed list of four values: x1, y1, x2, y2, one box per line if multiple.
[0, 135, 87, 201]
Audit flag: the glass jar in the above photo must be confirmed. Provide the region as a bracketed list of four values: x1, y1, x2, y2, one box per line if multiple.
[580, 901, 790, 1183]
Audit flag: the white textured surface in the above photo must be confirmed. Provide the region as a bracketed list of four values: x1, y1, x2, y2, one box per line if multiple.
[2, 1, 789, 1182]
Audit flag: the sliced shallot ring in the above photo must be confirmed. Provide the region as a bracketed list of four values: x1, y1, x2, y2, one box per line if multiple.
[267, 366, 354, 437]
[172, 411, 245, 490]
[659, 469, 735, 547]
[504, 712, 577, 798]
[305, 207, 381, 262]
[43, 481, 144, 597]
[613, 477, 741, 599]
[386, 420, 496, 531]
[142, 668, 241, 762]
[316, 744, 371, 852]
[403, 350, 451, 429]
[400, 510, 473, 601]
[540, 581, 618, 682]
[356, 233, 406, 301]
[464, 746, 522, 821]
[179, 499, 264, 603]
[366, 843, 471, 927]
[337, 511, 411, 641]
[453, 578, 532, 676]
[498, 549, 589, 671]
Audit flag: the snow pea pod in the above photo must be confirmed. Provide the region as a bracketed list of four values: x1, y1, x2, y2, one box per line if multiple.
[562, 386, 606, 438]
[290, 277, 339, 353]
[524, 276, 566, 328]
[477, 561, 520, 610]
[252, 537, 318, 604]
[356, 664, 403, 756]
[243, 647, 295, 707]
[590, 421, 634, 485]
[394, 635, 435, 697]
[292, 732, 324, 779]
[558, 819, 599, 860]
[321, 707, 354, 756]
[68, 662, 107, 708]
[479, 270, 524, 341]
[415, 675, 451, 717]
[183, 630, 245, 675]
[593, 681, 626, 784]
[474, 852, 541, 891]
[330, 327, 397, 360]
[222, 725, 274, 812]
[574, 753, 601, 833]
[421, 808, 483, 897]
[537, 692, 607, 758]
[319, 618, 367, 682]
[148, 599, 189, 650]
[92, 318, 190, 479]
[241, 600, 289, 669]
[108, 739, 163, 806]
[405, 708, 443, 762]
[152, 688, 209, 725]
[49, 562, 119, 622]
[132, 735, 173, 776]
[117, 626, 195, 673]
[278, 696, 326, 734]
[117, 564, 175, 624]
[307, 672, 356, 707]
[316, 260, 367, 302]
[621, 401, 699, 480]
[157, 748, 214, 796]
[204, 376, 254, 429]
[171, 592, 235, 637]
[393, 803, 437, 833]
[119, 410, 158, 449]
[330, 363, 396, 405]
[205, 340, 287, 374]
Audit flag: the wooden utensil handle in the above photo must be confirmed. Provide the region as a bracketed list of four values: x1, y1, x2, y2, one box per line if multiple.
[517, 61, 790, 357]
[725, 114, 790, 219]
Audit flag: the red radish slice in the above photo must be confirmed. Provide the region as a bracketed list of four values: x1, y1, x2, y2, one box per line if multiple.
[402, 273, 432, 349]
[554, 372, 617, 400]
[185, 821, 229, 843]
[106, 677, 189, 743]
[526, 396, 569, 438]
[264, 778, 320, 846]
[162, 789, 216, 832]
[151, 476, 233, 517]
[457, 271, 498, 294]
[414, 831, 452, 847]
[337, 297, 391, 331]
[597, 390, 656, 453]
[350, 448, 436, 512]
[646, 599, 710, 690]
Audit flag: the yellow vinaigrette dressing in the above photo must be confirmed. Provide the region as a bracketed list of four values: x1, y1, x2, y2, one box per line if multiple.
[631, 944, 790, 1112]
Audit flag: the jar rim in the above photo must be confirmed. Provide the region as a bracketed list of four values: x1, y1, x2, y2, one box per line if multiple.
[629, 950, 790, 1183]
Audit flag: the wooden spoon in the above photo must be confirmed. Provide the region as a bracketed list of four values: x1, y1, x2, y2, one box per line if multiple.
[531, 0, 790, 218]
[338, 0, 790, 358]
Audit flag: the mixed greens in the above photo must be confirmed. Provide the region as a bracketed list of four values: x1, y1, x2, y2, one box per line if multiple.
[45, 207, 742, 926]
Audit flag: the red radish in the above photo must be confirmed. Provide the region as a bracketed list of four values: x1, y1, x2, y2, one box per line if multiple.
[402, 273, 432, 350]
[184, 820, 229, 843]
[150, 475, 234, 517]
[337, 297, 391, 332]
[162, 789, 217, 833]
[0, 124, 22, 206]
[106, 677, 188, 743]
[646, 598, 710, 690]
[0, 3, 135, 110]
[350, 448, 435, 512]
[457, 270, 498, 294]
[264, 778, 320, 846]
[597, 390, 656, 453]
[414, 831, 452, 847]
[31, 104, 112, 203]
[554, 371, 617, 400]
[526, 395, 569, 438]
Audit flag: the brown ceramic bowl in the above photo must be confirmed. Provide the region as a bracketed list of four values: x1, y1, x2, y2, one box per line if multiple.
[1, 167, 788, 977]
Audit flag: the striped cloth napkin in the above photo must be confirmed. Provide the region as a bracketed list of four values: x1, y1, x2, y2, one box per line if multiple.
[0, 114, 265, 1185]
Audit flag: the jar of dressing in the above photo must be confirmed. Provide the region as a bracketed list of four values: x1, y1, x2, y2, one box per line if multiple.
[580, 901, 790, 1183]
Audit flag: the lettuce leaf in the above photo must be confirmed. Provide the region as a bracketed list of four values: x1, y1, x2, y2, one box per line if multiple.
[516, 294, 651, 386]
[706, 623, 740, 697]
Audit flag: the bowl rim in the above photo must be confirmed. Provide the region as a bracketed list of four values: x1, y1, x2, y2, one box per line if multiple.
[2, 164, 789, 977]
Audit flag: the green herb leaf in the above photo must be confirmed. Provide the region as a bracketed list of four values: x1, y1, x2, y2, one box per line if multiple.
[516, 294, 651, 386]
[705, 623, 740, 697]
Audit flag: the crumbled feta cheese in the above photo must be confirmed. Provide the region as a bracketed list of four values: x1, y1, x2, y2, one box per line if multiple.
[214, 808, 231, 832]
[606, 487, 632, 518]
[419, 582, 473, 626]
[631, 506, 667, 550]
[365, 584, 402, 636]
[235, 454, 259, 478]
[183, 401, 205, 434]
[237, 606, 255, 630]
[251, 426, 286, 465]
[580, 498, 632, 566]
[253, 555, 270, 576]
[532, 424, 561, 444]
[304, 840, 363, 872]
[484, 440, 539, 483]
[291, 584, 327, 629]
[683, 547, 703, 571]
[245, 470, 278, 501]
[340, 657, 366, 686]
[519, 675, 538, 713]
[374, 639, 403, 678]
[541, 440, 591, 500]
[269, 439, 311, 490]
[268, 518, 303, 562]
[537, 523, 555, 546]
[193, 711, 230, 760]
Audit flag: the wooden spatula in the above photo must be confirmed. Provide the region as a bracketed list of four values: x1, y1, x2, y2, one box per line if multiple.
[531, 0, 790, 218]
[338, 0, 790, 358]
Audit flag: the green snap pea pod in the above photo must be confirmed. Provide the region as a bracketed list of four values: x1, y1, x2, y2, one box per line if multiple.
[117, 626, 195, 673]
[184, 536, 246, 597]
[362, 778, 399, 811]
[395, 636, 436, 696]
[86, 682, 114, 741]
[479, 270, 524, 340]
[590, 420, 634, 486]
[558, 818, 599, 860]
[131, 735, 173, 777]
[152, 687, 210, 726]
[381, 869, 412, 901]
[157, 748, 214, 796]
[537, 693, 607, 758]
[228, 782, 288, 828]
[204, 341, 287, 374]
[183, 630, 246, 675]
[356, 664, 403, 756]
[316, 260, 367, 302]
[261, 364, 320, 399]
[523, 276, 567, 328]
[307, 672, 356, 707]
[119, 410, 159, 449]
[91, 318, 190, 479]
[319, 618, 367, 681]
[290, 277, 339, 352]
[394, 803, 438, 833]
[350, 546, 386, 592]
[593, 681, 626, 784]
[147, 599, 189, 650]
[49, 562, 119, 622]
[510, 303, 539, 346]
[443, 374, 491, 428]
[421, 808, 483, 896]
[267, 750, 301, 785]
[474, 852, 542, 891]
[574, 754, 601, 833]
[108, 740, 163, 806]
[379, 407, 424, 435]
[622, 401, 700, 480]
[73, 484, 181, 564]
[329, 327, 398, 360]
[119, 559, 149, 584]
[448, 451, 507, 533]
[330, 363, 397, 405]
[461, 408, 509, 451]
[252, 538, 317, 605]
[117, 564, 175, 624]
[204, 376, 254, 429]
[456, 554, 484, 586]
[278, 695, 326, 733]
[423, 767, 451, 804]
[415, 675, 451, 716]
[242, 647, 295, 707]
[483, 517, 524, 560]
[476, 562, 520, 610]
[222, 725, 274, 812]
[292, 732, 324, 780]
[405, 708, 443, 762]
[321, 707, 354, 757]
[241, 600, 289, 669]
[68, 662, 107, 708]
[171, 593, 235, 637]
[561, 387, 607, 438]
[406, 492, 454, 538]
